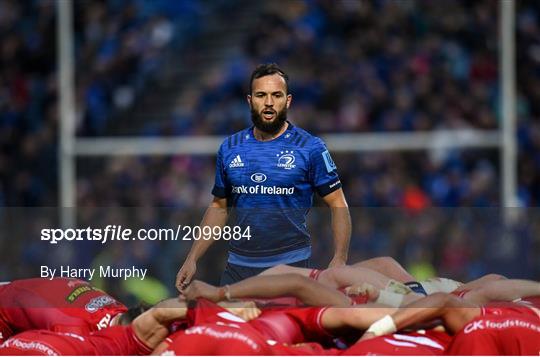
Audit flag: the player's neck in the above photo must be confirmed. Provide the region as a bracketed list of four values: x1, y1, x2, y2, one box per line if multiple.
[253, 122, 288, 142]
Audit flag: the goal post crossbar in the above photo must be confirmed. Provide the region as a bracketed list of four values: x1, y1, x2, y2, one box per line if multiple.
[74, 129, 501, 157]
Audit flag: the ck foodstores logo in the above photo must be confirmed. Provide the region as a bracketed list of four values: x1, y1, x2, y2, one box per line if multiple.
[464, 320, 484, 334]
[276, 150, 296, 169]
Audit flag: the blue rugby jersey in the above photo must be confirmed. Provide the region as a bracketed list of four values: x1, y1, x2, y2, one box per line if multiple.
[211, 122, 342, 267]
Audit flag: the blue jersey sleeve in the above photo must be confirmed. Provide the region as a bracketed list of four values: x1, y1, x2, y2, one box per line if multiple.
[309, 138, 342, 196]
[211, 142, 229, 198]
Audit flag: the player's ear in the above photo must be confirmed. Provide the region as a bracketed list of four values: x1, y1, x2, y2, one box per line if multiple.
[286, 94, 292, 109]
[247, 94, 252, 108]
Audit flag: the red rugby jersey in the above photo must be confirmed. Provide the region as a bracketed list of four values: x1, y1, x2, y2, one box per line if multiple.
[342, 329, 451, 355]
[0, 278, 127, 340]
[447, 313, 540, 355]
[0, 326, 151, 356]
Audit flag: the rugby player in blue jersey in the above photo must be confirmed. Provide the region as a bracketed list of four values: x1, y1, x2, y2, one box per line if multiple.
[176, 63, 351, 288]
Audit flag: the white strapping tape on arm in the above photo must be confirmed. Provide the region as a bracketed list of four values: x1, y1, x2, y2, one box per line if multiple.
[420, 278, 462, 295]
[375, 290, 405, 307]
[366, 315, 397, 336]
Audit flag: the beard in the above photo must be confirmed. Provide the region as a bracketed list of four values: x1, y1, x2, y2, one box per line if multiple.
[250, 107, 288, 134]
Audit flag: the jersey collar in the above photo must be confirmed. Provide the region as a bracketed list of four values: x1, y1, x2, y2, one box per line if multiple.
[251, 121, 294, 142]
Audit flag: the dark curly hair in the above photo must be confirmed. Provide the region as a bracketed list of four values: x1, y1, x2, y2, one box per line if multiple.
[116, 302, 153, 325]
[249, 63, 289, 94]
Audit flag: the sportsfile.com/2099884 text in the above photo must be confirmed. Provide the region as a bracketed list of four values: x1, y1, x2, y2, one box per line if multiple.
[40, 225, 251, 244]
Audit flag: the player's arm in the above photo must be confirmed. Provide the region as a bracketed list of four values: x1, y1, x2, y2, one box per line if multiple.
[132, 298, 188, 350]
[176, 196, 228, 290]
[259, 264, 392, 290]
[259, 264, 393, 293]
[183, 274, 351, 307]
[319, 265, 391, 290]
[322, 188, 351, 267]
[462, 279, 540, 305]
[309, 139, 350, 268]
[362, 293, 481, 340]
[391, 293, 480, 334]
[457, 273, 506, 291]
[177, 141, 230, 290]
[321, 304, 397, 333]
[352, 256, 416, 283]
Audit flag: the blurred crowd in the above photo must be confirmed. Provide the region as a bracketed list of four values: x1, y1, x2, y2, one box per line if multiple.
[1, 0, 540, 302]
[0, 0, 202, 205]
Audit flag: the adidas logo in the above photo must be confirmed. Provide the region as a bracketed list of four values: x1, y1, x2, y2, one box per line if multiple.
[229, 155, 245, 168]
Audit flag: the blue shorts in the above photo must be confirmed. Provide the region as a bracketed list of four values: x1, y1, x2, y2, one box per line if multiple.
[220, 259, 310, 285]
